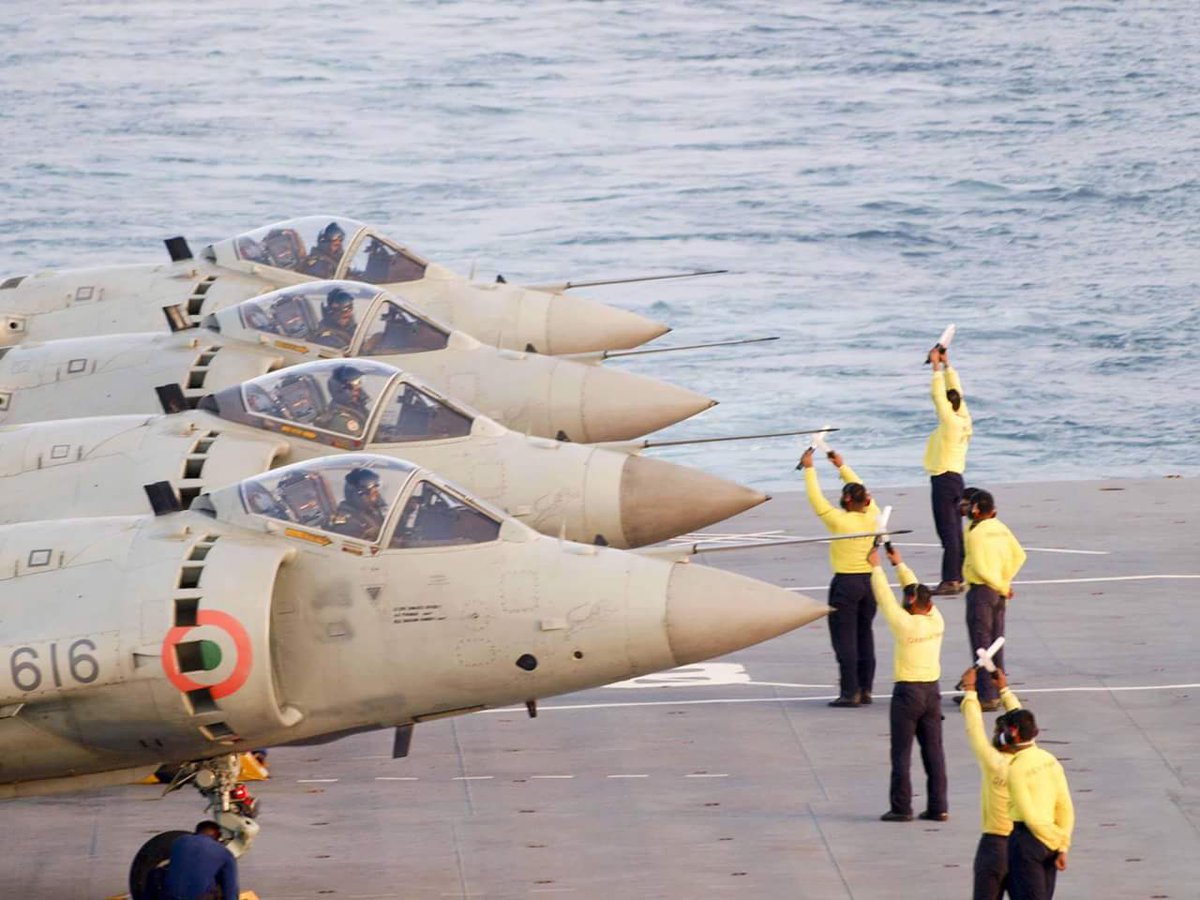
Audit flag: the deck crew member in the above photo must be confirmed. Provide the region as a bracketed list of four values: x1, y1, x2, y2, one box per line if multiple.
[925, 347, 973, 595]
[963, 490, 1027, 710]
[960, 664, 1023, 900]
[872, 545, 947, 823]
[163, 820, 239, 900]
[800, 446, 880, 707]
[1004, 709, 1074, 900]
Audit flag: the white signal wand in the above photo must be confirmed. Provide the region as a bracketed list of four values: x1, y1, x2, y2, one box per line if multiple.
[925, 323, 957, 364]
[975, 636, 1005, 672]
[877, 505, 893, 550]
[808, 424, 834, 457]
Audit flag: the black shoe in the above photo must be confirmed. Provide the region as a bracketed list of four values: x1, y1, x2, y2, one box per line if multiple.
[828, 694, 861, 708]
[918, 811, 949, 822]
[931, 581, 964, 595]
[880, 810, 913, 822]
[859, 692, 873, 705]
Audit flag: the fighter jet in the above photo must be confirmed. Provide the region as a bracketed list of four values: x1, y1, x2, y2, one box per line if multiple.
[0, 215, 677, 354]
[0, 358, 770, 547]
[0, 281, 715, 442]
[0, 454, 827, 898]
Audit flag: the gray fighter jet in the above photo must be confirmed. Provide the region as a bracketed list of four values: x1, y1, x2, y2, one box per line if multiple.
[0, 216, 676, 353]
[0, 454, 827, 898]
[0, 281, 715, 442]
[0, 358, 768, 547]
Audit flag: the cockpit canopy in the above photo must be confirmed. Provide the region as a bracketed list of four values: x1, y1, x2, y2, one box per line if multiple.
[206, 216, 429, 285]
[210, 455, 504, 548]
[206, 281, 450, 356]
[199, 358, 475, 449]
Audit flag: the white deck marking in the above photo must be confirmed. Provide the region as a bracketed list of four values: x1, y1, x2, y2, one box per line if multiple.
[452, 775, 493, 781]
[894, 540, 1109, 555]
[297, 778, 339, 783]
[685, 773, 729, 778]
[482, 680, 1200, 715]
[787, 572, 1200, 592]
[530, 774, 575, 779]
[607, 662, 751, 689]
[375, 776, 419, 781]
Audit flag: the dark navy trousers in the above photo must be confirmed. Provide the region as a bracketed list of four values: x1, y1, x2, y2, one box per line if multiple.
[973, 833, 1010, 900]
[827, 573, 876, 698]
[888, 681, 947, 817]
[966, 584, 1007, 704]
[1007, 823, 1059, 900]
[930, 472, 965, 583]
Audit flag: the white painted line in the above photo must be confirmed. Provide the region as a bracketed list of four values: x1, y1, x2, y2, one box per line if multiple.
[530, 774, 575, 779]
[787, 573, 1200, 592]
[895, 540, 1109, 555]
[748, 681, 834, 689]
[685, 773, 729, 778]
[485, 680, 1200, 715]
[297, 778, 339, 783]
[1016, 574, 1200, 585]
[606, 774, 649, 778]
[374, 776, 419, 781]
[452, 775, 494, 781]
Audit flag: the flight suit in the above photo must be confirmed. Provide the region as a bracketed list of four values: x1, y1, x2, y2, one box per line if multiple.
[1006, 743, 1074, 900]
[805, 463, 880, 702]
[299, 247, 341, 278]
[962, 686, 1022, 900]
[872, 563, 946, 818]
[315, 401, 369, 437]
[329, 502, 385, 542]
[924, 366, 972, 585]
[310, 320, 357, 350]
[963, 518, 1027, 704]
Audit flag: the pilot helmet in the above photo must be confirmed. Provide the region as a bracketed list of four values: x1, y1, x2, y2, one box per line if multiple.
[318, 222, 346, 248]
[329, 364, 366, 406]
[323, 287, 355, 318]
[344, 467, 382, 508]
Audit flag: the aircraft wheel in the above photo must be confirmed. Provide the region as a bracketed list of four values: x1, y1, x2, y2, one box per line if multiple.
[129, 829, 189, 900]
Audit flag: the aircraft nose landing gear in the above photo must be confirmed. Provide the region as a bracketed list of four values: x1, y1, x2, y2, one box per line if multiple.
[129, 753, 260, 900]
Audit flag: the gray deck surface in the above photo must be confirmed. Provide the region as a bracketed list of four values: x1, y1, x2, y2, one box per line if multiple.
[4, 476, 1198, 899]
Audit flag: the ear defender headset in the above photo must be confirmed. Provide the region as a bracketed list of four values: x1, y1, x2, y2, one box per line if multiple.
[840, 482, 867, 511]
[993, 709, 1038, 749]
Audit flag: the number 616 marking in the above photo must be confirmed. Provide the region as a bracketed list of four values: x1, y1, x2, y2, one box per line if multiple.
[9, 640, 99, 693]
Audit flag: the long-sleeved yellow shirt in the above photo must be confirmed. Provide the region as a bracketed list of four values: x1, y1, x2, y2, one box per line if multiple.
[1007, 744, 1075, 852]
[923, 367, 972, 475]
[963, 517, 1027, 594]
[871, 564, 944, 682]
[962, 687, 1022, 835]
[805, 463, 879, 574]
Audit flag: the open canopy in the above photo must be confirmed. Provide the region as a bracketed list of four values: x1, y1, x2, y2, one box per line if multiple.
[199, 358, 475, 449]
[206, 216, 429, 285]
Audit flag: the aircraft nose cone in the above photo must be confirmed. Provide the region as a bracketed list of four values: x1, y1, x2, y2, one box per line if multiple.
[546, 296, 669, 354]
[619, 455, 768, 547]
[580, 368, 715, 442]
[664, 564, 828, 666]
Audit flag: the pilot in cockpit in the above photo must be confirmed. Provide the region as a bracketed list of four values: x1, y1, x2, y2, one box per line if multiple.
[328, 468, 387, 541]
[311, 287, 358, 349]
[299, 222, 346, 279]
[315, 364, 371, 435]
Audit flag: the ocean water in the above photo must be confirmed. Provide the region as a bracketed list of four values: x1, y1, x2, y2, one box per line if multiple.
[2, 0, 1197, 492]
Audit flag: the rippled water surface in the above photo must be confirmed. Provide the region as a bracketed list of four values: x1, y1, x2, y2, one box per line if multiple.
[3, 0, 1197, 491]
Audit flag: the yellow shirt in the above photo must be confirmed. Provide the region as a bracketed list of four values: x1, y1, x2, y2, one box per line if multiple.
[923, 367, 972, 475]
[962, 687, 1022, 835]
[805, 463, 879, 574]
[1007, 744, 1075, 852]
[871, 564, 944, 682]
[964, 517, 1027, 594]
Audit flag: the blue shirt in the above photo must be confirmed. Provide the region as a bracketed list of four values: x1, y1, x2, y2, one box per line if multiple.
[164, 832, 239, 900]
